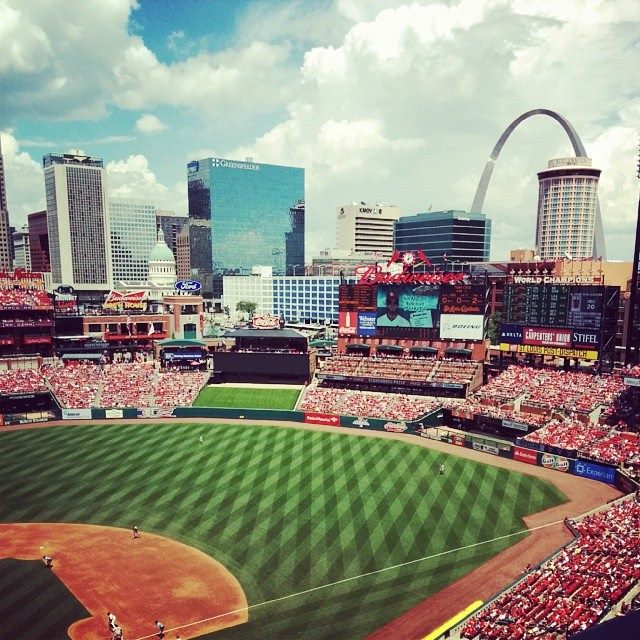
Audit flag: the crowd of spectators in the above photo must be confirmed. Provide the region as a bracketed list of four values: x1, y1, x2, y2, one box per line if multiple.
[99, 363, 155, 408]
[0, 368, 48, 395]
[42, 362, 103, 408]
[320, 355, 481, 386]
[0, 289, 52, 310]
[154, 370, 209, 407]
[473, 366, 547, 406]
[460, 498, 640, 640]
[523, 419, 609, 453]
[298, 386, 441, 421]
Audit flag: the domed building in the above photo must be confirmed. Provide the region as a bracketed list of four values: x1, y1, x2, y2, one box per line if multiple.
[148, 227, 176, 290]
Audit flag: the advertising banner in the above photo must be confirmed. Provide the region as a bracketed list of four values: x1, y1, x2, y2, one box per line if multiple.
[104, 290, 146, 311]
[541, 452, 570, 472]
[571, 329, 600, 349]
[137, 407, 176, 418]
[502, 419, 530, 432]
[304, 412, 339, 426]
[451, 434, 466, 447]
[499, 343, 599, 360]
[514, 446, 538, 465]
[439, 314, 485, 340]
[500, 325, 523, 344]
[623, 377, 640, 388]
[383, 421, 408, 433]
[105, 409, 123, 418]
[357, 311, 377, 336]
[61, 408, 92, 420]
[251, 315, 281, 330]
[472, 441, 500, 456]
[573, 460, 616, 484]
[338, 311, 358, 336]
[523, 327, 571, 348]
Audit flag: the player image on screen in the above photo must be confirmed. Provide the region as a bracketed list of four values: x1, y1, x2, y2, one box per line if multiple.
[376, 289, 411, 327]
[376, 285, 440, 331]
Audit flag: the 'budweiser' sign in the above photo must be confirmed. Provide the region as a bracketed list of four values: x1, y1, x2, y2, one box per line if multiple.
[356, 265, 466, 286]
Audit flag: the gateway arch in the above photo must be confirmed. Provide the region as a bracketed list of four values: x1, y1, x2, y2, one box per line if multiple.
[470, 108, 605, 259]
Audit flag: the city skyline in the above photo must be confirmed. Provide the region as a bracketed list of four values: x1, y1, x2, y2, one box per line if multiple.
[0, 0, 638, 263]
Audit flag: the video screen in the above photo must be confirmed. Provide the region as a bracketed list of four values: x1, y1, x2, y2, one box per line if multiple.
[376, 285, 440, 336]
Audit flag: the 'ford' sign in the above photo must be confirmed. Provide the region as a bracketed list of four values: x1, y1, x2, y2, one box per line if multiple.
[175, 280, 202, 292]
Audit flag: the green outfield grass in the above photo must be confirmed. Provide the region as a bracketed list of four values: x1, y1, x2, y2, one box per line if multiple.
[193, 385, 301, 410]
[0, 422, 566, 640]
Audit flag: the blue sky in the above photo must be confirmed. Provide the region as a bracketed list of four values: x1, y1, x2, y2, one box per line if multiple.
[1, 0, 638, 261]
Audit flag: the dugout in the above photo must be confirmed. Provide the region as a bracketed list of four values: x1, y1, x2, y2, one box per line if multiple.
[0, 391, 59, 424]
[214, 328, 312, 383]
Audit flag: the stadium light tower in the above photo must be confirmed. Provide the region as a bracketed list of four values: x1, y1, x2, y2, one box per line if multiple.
[625, 141, 640, 366]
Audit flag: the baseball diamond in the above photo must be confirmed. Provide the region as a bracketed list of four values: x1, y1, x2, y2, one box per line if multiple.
[0, 420, 568, 640]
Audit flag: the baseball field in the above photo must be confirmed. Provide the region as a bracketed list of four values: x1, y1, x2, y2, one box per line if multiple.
[193, 386, 301, 410]
[0, 420, 567, 640]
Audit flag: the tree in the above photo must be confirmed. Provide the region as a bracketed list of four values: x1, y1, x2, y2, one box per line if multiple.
[236, 300, 257, 318]
[487, 311, 502, 345]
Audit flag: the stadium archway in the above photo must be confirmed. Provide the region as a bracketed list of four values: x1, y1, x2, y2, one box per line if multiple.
[470, 108, 605, 259]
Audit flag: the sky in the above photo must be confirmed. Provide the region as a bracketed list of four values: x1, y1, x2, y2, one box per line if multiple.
[0, 0, 638, 262]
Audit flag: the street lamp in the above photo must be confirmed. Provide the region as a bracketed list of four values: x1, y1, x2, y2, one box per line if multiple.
[287, 264, 301, 276]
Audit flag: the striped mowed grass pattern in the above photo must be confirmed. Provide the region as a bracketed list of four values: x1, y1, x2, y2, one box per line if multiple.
[0, 422, 566, 640]
[192, 386, 301, 409]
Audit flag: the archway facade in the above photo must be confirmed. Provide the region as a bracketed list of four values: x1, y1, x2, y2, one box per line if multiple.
[470, 109, 605, 259]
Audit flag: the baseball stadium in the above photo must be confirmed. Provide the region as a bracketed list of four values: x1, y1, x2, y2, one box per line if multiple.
[1, 263, 639, 640]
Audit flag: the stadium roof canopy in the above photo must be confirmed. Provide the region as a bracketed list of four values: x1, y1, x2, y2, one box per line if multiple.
[222, 328, 306, 340]
[156, 338, 207, 347]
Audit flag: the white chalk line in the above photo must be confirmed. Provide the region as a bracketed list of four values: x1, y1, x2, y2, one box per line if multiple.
[130, 517, 569, 639]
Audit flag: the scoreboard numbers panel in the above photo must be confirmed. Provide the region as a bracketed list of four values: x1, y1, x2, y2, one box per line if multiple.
[504, 284, 603, 330]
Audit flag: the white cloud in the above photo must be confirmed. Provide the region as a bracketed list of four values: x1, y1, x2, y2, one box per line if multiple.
[135, 114, 167, 134]
[106, 154, 185, 213]
[1, 130, 45, 227]
[2, 0, 639, 263]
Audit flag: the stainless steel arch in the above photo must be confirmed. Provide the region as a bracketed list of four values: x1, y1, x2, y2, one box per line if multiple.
[470, 108, 605, 259]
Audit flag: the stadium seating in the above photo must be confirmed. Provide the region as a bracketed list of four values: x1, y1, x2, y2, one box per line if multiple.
[0, 368, 47, 395]
[298, 386, 441, 421]
[98, 363, 155, 408]
[460, 498, 640, 640]
[42, 363, 209, 409]
[154, 370, 210, 407]
[0, 289, 52, 309]
[42, 362, 103, 408]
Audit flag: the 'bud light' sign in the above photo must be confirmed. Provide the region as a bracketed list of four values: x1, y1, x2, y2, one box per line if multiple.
[175, 280, 202, 293]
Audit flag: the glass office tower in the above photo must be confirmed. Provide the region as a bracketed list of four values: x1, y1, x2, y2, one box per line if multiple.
[187, 157, 305, 276]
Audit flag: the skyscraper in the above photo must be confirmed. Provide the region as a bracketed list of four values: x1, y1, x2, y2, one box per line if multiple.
[155, 209, 187, 261]
[394, 210, 491, 266]
[535, 157, 601, 260]
[43, 150, 112, 289]
[0, 133, 13, 270]
[12, 225, 31, 269]
[336, 202, 401, 258]
[27, 210, 50, 273]
[187, 157, 305, 276]
[109, 199, 157, 282]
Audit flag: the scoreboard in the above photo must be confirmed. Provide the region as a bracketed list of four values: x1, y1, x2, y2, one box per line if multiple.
[338, 284, 377, 311]
[503, 285, 604, 330]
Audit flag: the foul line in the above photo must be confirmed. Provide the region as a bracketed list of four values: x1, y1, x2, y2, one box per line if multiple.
[131, 517, 570, 639]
